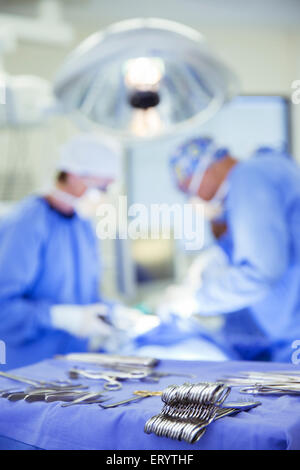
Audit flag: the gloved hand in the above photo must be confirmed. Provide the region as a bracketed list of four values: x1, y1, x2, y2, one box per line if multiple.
[109, 305, 160, 338]
[50, 303, 113, 340]
[186, 244, 228, 288]
[157, 284, 199, 321]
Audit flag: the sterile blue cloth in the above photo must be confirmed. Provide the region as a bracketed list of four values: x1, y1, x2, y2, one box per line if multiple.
[0, 358, 300, 450]
[0, 435, 40, 450]
[0, 196, 101, 370]
[134, 311, 274, 362]
[194, 149, 300, 361]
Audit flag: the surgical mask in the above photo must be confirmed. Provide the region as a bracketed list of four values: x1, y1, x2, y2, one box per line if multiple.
[189, 181, 228, 221]
[50, 187, 109, 218]
[187, 147, 228, 221]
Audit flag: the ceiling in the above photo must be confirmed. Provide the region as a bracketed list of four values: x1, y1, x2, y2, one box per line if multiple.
[1, 0, 300, 30]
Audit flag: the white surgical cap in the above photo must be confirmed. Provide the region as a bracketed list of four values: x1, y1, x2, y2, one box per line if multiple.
[57, 134, 121, 179]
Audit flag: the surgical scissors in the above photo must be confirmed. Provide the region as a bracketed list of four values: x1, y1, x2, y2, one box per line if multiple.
[68, 368, 146, 390]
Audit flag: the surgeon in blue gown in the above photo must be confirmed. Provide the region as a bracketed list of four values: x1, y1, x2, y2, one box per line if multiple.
[162, 138, 300, 362]
[0, 134, 121, 370]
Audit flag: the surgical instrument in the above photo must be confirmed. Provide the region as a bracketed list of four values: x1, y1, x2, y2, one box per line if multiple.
[61, 391, 109, 407]
[69, 370, 121, 391]
[68, 367, 148, 390]
[144, 382, 260, 444]
[56, 353, 159, 368]
[100, 390, 163, 409]
[0, 371, 73, 389]
[223, 371, 300, 384]
[222, 370, 300, 396]
[101, 385, 238, 410]
[240, 385, 300, 396]
[67, 362, 196, 385]
[140, 371, 197, 383]
[0, 376, 89, 405]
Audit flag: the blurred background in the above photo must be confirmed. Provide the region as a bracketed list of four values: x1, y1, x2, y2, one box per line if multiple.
[0, 0, 299, 308]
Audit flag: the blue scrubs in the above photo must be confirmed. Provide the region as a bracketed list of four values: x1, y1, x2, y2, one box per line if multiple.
[195, 149, 300, 361]
[0, 196, 101, 370]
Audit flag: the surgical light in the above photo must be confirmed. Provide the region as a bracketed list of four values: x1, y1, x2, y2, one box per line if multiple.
[124, 57, 164, 90]
[54, 18, 239, 141]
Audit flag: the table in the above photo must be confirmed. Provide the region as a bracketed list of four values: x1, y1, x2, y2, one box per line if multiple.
[0, 358, 299, 450]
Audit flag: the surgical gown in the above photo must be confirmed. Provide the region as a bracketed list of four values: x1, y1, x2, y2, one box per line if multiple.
[195, 149, 300, 361]
[0, 196, 101, 370]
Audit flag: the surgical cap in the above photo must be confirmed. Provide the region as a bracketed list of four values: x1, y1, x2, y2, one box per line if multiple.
[57, 134, 121, 179]
[170, 137, 228, 189]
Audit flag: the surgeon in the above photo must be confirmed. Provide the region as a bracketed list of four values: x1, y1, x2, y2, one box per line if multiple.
[0, 134, 123, 370]
[165, 137, 300, 362]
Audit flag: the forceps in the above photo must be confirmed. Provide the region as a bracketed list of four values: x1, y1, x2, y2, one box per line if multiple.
[0, 371, 73, 388]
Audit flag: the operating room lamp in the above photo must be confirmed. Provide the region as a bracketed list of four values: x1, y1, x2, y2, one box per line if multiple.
[54, 18, 239, 142]
[54, 18, 240, 297]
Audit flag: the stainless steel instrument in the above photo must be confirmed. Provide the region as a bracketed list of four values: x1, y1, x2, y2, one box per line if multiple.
[68, 367, 148, 391]
[222, 370, 300, 396]
[56, 353, 159, 368]
[144, 382, 260, 444]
